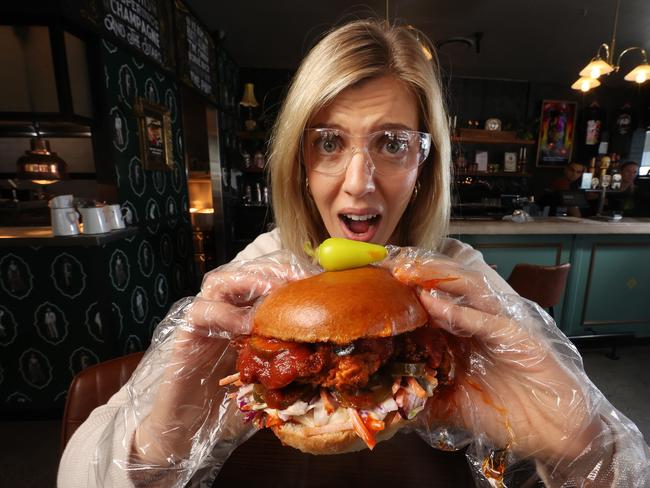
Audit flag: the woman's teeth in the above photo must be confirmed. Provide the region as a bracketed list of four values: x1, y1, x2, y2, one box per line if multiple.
[340, 214, 379, 235]
[343, 214, 377, 221]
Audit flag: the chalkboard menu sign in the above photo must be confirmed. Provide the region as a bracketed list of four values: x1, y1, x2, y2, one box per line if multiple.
[174, 1, 217, 101]
[63, 0, 174, 70]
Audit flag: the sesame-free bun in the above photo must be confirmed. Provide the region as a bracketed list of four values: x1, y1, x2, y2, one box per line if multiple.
[253, 266, 428, 344]
[271, 418, 403, 455]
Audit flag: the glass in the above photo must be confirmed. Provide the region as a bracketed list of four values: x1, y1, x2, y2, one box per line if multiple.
[303, 128, 431, 176]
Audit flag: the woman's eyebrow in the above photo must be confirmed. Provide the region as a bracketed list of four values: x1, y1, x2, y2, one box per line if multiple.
[308, 123, 345, 130]
[308, 122, 417, 131]
[374, 123, 417, 131]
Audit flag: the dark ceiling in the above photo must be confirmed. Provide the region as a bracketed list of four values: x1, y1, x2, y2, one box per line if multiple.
[186, 0, 650, 84]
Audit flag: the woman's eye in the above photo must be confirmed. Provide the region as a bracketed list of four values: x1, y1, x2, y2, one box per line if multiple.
[385, 140, 402, 154]
[382, 135, 408, 155]
[315, 133, 341, 154]
[320, 139, 338, 153]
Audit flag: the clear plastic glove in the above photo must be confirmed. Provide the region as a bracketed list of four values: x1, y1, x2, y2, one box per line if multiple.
[380, 246, 650, 487]
[92, 251, 319, 487]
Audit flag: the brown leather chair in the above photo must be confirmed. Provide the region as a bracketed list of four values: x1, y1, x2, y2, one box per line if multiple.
[507, 263, 571, 318]
[60, 351, 144, 452]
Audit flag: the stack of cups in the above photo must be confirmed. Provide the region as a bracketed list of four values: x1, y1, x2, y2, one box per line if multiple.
[48, 195, 80, 236]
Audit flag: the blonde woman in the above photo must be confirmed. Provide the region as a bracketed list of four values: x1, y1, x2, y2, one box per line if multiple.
[58, 20, 649, 488]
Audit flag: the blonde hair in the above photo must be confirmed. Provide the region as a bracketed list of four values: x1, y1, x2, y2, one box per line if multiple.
[268, 19, 450, 257]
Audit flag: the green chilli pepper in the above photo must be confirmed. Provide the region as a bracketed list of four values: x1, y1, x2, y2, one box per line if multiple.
[305, 237, 388, 271]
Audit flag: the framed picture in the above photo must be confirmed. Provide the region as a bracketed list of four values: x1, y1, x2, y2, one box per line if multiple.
[504, 151, 518, 172]
[134, 97, 173, 171]
[536, 100, 577, 167]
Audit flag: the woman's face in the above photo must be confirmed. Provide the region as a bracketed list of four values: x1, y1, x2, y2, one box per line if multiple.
[306, 76, 420, 245]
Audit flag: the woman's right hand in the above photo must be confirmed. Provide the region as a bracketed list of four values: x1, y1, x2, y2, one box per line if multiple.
[380, 250, 605, 472]
[129, 255, 314, 481]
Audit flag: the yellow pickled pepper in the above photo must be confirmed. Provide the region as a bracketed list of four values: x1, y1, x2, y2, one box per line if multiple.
[305, 237, 388, 271]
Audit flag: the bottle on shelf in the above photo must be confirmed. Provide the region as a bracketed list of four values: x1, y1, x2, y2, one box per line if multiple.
[517, 147, 527, 173]
[255, 182, 262, 204]
[243, 184, 252, 204]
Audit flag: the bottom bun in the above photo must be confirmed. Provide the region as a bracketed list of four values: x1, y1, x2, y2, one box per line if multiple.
[271, 421, 403, 455]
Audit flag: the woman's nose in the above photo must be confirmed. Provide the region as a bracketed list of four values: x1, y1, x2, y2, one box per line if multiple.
[342, 149, 376, 196]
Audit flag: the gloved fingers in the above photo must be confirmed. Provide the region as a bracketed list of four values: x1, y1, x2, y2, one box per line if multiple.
[198, 270, 291, 304]
[186, 297, 252, 338]
[418, 288, 520, 344]
[382, 255, 504, 316]
[191, 259, 318, 339]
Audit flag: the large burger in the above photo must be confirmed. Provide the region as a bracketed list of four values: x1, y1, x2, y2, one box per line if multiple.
[221, 266, 456, 454]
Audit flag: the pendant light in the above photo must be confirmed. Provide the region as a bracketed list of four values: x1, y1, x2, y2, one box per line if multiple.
[13, 26, 67, 184]
[16, 124, 68, 184]
[572, 0, 649, 91]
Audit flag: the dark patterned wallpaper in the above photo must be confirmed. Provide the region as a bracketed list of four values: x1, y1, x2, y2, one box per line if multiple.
[101, 38, 197, 309]
[0, 41, 197, 415]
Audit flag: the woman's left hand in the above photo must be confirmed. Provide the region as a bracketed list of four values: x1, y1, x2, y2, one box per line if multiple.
[381, 252, 603, 464]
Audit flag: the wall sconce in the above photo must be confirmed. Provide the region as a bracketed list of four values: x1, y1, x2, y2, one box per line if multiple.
[239, 83, 259, 131]
[572, 0, 650, 91]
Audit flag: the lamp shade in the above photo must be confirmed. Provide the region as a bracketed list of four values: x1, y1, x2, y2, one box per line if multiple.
[16, 137, 67, 184]
[623, 64, 650, 83]
[239, 83, 259, 108]
[571, 77, 601, 92]
[579, 59, 614, 79]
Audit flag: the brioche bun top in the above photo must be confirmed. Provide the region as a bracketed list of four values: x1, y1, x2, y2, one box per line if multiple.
[253, 267, 428, 344]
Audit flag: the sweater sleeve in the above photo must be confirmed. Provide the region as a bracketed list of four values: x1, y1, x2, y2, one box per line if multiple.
[57, 386, 135, 488]
[232, 228, 283, 262]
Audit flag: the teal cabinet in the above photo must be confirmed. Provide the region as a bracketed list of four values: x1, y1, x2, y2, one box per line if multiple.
[456, 233, 650, 337]
[565, 236, 650, 337]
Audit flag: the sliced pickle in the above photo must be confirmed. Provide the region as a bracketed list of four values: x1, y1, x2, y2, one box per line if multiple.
[389, 362, 426, 377]
[252, 384, 266, 403]
[249, 335, 292, 357]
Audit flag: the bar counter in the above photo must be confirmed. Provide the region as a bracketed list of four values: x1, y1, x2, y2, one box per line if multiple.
[449, 216, 650, 235]
[0, 226, 138, 245]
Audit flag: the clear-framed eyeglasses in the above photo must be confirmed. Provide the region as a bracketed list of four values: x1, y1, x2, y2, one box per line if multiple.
[303, 128, 432, 177]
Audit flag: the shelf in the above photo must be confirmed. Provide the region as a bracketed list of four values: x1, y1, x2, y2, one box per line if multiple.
[452, 129, 535, 145]
[455, 172, 529, 177]
[452, 135, 535, 145]
[240, 203, 269, 208]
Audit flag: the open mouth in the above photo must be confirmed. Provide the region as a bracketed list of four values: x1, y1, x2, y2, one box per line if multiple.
[339, 213, 381, 239]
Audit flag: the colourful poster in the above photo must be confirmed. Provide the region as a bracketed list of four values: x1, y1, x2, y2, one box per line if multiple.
[536, 100, 577, 167]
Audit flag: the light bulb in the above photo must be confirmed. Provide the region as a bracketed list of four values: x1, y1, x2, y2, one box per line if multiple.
[581, 80, 591, 92]
[636, 72, 647, 83]
[590, 67, 600, 79]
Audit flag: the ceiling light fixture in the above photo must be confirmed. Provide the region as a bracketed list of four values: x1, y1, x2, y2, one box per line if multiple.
[572, 0, 649, 91]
